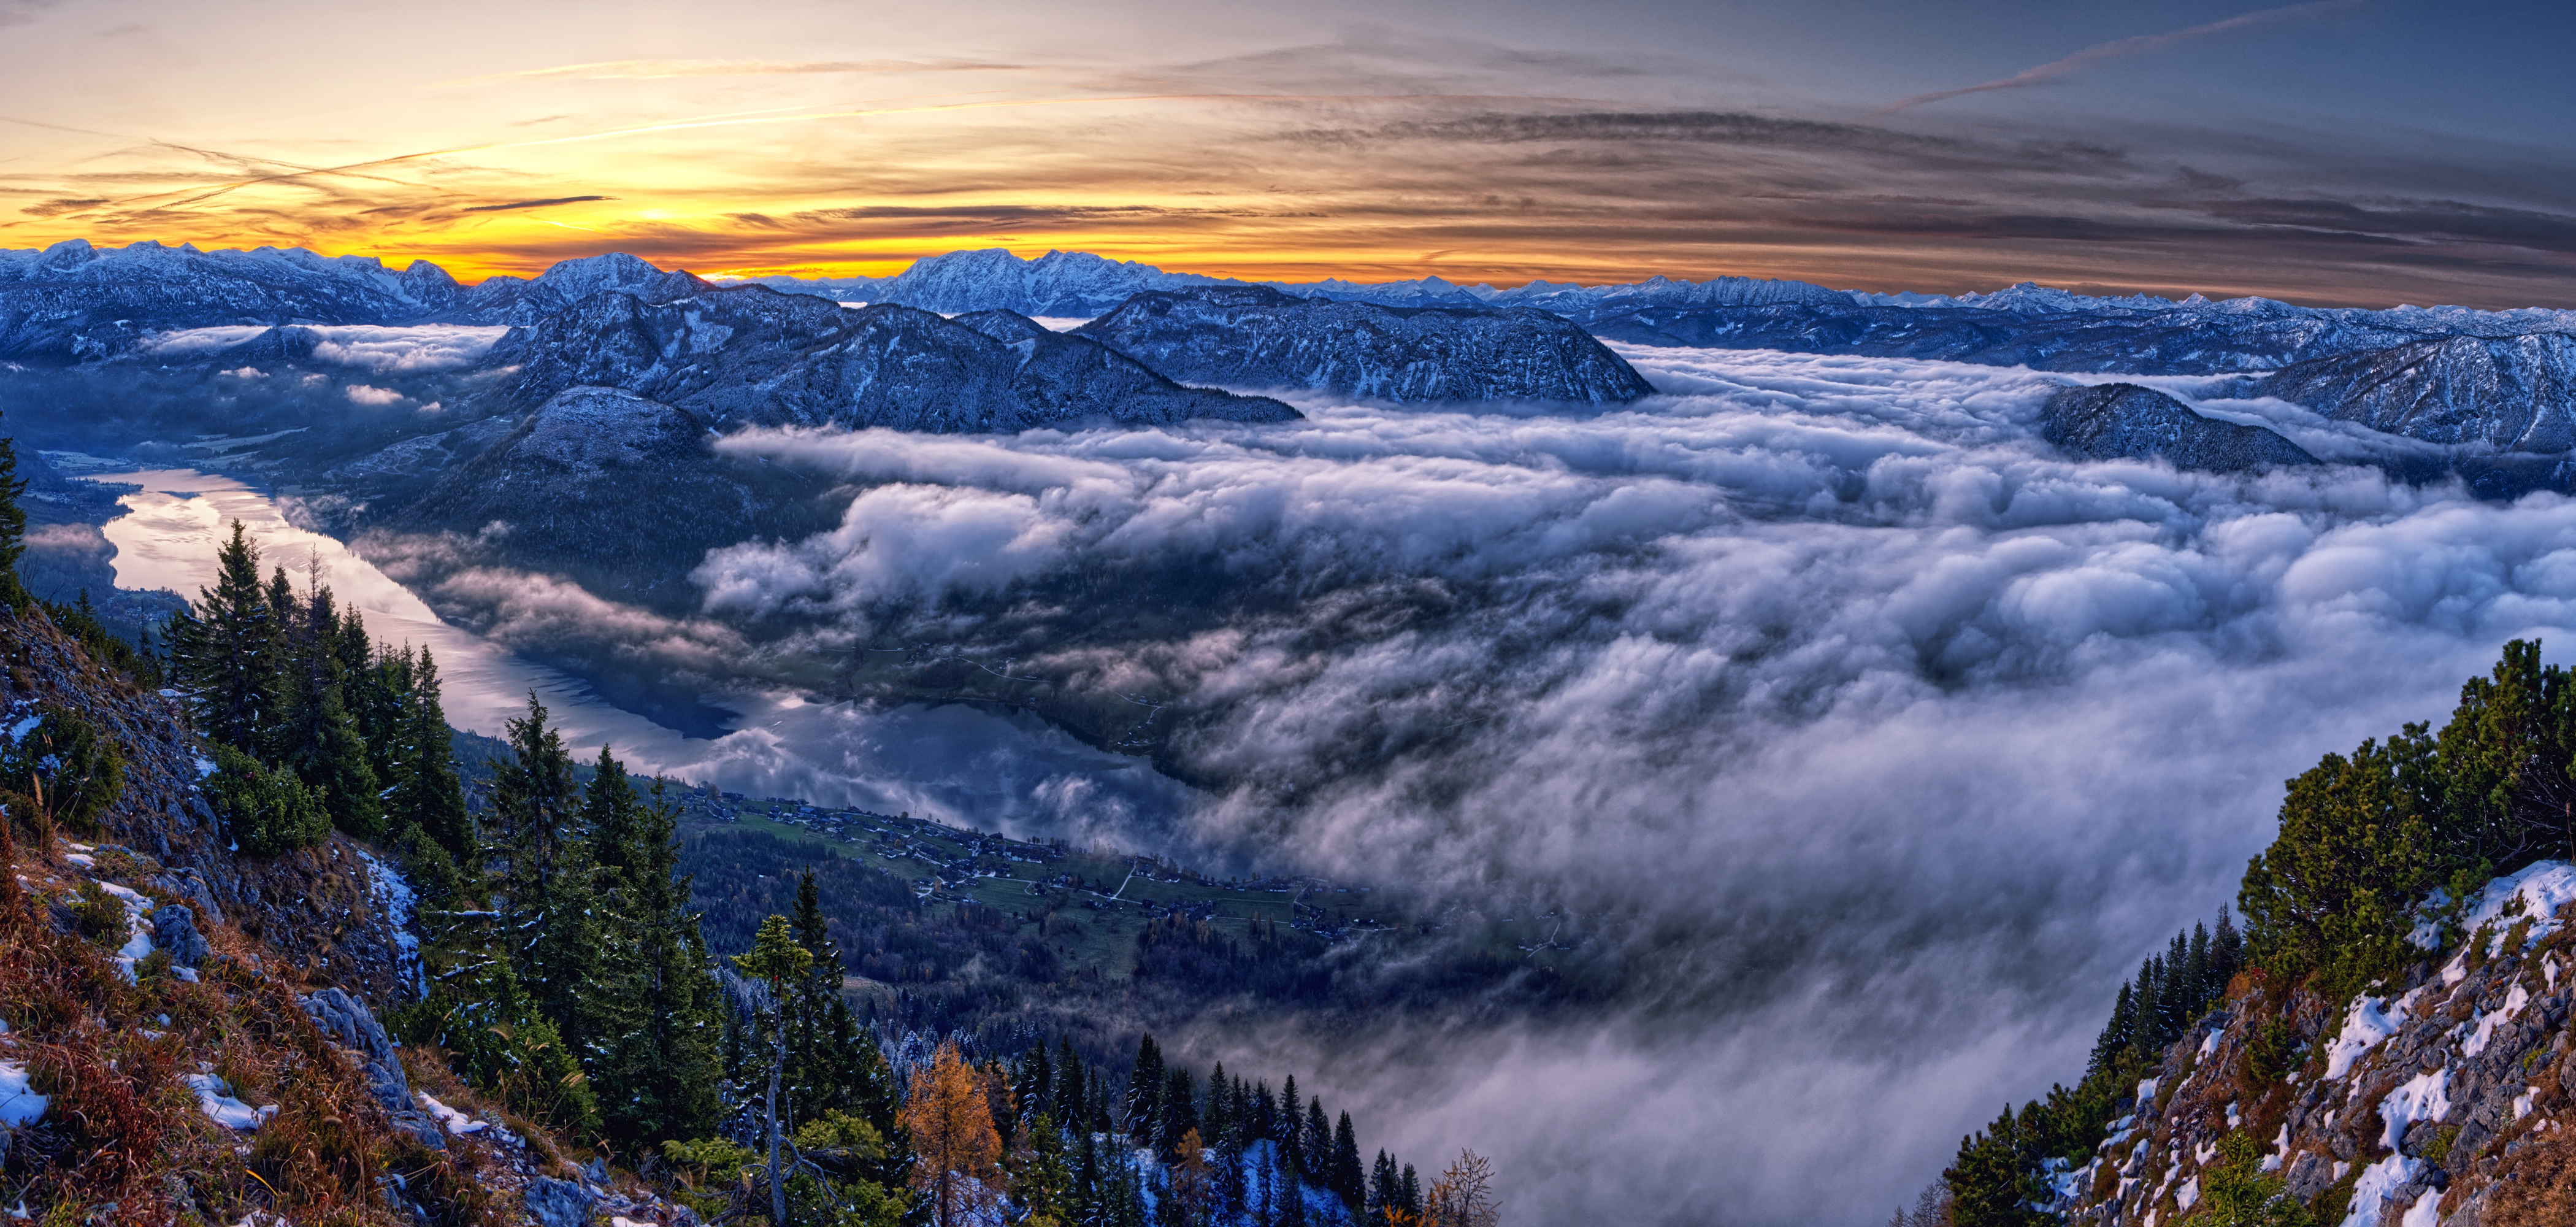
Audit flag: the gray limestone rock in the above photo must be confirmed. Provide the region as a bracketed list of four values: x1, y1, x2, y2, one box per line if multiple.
[523, 1176, 594, 1227]
[150, 904, 207, 968]
[299, 988, 410, 1113]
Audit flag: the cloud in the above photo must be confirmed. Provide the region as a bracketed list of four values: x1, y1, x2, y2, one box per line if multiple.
[677, 347, 2576, 1224]
[343, 384, 406, 405]
[1876, 0, 2367, 114]
[461, 195, 613, 212]
[445, 58, 1030, 84]
[304, 326, 510, 373]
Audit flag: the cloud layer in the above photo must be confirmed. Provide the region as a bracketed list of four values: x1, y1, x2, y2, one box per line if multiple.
[656, 348, 2576, 1224]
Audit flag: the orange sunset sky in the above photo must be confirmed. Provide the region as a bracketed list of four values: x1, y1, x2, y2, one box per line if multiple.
[5, 0, 2574, 306]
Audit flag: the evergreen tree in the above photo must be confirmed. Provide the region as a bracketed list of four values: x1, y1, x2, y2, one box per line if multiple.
[383, 645, 473, 894]
[491, 695, 601, 1053]
[1369, 1152, 1402, 1220]
[1331, 1112, 1363, 1210]
[736, 914, 815, 1227]
[1056, 1036, 1088, 1131]
[1400, 1164, 1422, 1221]
[167, 521, 283, 752]
[0, 431, 29, 612]
[587, 763, 725, 1150]
[1302, 1098, 1330, 1182]
[1159, 1067, 1198, 1154]
[273, 582, 381, 836]
[2089, 983, 2135, 1077]
[1129, 1035, 1165, 1142]
[1277, 1077, 1303, 1177]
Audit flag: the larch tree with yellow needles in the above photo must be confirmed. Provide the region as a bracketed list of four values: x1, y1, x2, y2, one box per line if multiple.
[902, 1039, 1004, 1227]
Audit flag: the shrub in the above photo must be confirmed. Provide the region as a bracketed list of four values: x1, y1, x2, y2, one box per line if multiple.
[203, 744, 328, 855]
[0, 704, 126, 836]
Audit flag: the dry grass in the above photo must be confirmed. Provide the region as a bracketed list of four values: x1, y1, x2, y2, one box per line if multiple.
[2483, 1126, 2576, 1226]
[0, 855, 445, 1224]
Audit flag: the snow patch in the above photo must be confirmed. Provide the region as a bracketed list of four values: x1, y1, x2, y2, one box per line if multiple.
[2342, 1154, 2423, 1227]
[2401, 1187, 2443, 1227]
[2379, 1069, 2451, 1152]
[358, 848, 426, 998]
[182, 1073, 275, 1130]
[2174, 1175, 2199, 1212]
[2464, 980, 2532, 1058]
[193, 755, 217, 778]
[0, 1062, 47, 1126]
[2428, 861, 2576, 953]
[418, 1091, 488, 1135]
[2327, 996, 2401, 1079]
[3, 716, 39, 744]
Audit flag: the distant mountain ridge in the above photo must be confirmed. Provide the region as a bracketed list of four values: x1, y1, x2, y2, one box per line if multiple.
[18, 238, 2576, 479]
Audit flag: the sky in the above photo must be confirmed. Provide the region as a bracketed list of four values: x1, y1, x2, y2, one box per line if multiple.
[4, 0, 2574, 306]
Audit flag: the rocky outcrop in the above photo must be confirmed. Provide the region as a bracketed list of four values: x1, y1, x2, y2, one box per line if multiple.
[2057, 864, 2576, 1226]
[486, 284, 1297, 430]
[2038, 383, 2318, 472]
[1076, 285, 1657, 404]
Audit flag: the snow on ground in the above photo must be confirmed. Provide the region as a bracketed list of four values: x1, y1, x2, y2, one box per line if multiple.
[417, 1091, 488, 1135]
[182, 1072, 275, 1130]
[358, 848, 426, 998]
[0, 1062, 45, 1126]
[97, 880, 151, 982]
[2327, 996, 2402, 1079]
[2464, 980, 2533, 1058]
[2379, 1069, 2451, 1150]
[2458, 861, 2576, 953]
[2343, 1154, 2425, 1227]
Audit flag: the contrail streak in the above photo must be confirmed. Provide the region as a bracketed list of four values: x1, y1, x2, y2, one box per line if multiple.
[107, 91, 1582, 214]
[1874, 0, 2364, 115]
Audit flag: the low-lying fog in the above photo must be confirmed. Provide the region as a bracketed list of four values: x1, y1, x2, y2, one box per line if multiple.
[102, 345, 2576, 1223]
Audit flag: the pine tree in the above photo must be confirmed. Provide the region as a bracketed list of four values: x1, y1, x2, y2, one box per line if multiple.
[1160, 1067, 1198, 1155]
[491, 695, 600, 1053]
[166, 521, 282, 752]
[1129, 1034, 1165, 1142]
[1277, 1077, 1302, 1177]
[384, 645, 473, 895]
[1302, 1098, 1330, 1182]
[1369, 1151, 1400, 1220]
[587, 763, 724, 1150]
[736, 914, 815, 1227]
[0, 431, 29, 612]
[274, 582, 381, 836]
[2090, 982, 2136, 1076]
[1400, 1163, 1422, 1221]
[1331, 1112, 1363, 1210]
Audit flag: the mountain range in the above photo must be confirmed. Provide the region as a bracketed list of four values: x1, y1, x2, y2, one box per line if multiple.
[13, 237, 2576, 488]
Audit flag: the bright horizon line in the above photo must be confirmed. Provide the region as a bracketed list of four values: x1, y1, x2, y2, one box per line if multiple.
[14, 234, 2538, 312]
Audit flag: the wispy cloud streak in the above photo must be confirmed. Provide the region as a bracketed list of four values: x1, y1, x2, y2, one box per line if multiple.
[1874, 0, 2365, 114]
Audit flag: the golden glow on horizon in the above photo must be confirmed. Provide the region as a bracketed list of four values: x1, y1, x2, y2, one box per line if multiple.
[2, 16, 2567, 309]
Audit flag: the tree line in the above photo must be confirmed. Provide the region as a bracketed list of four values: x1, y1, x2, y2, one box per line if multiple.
[151, 516, 1501, 1226]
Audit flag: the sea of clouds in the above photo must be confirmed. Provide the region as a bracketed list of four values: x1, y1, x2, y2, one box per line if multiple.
[400, 345, 2576, 1223]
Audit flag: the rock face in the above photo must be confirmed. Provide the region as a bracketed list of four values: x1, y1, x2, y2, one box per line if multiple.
[1076, 285, 1657, 404]
[151, 902, 208, 967]
[299, 987, 412, 1114]
[486, 285, 1297, 430]
[2053, 864, 2576, 1227]
[2037, 383, 2317, 472]
[392, 385, 840, 602]
[2253, 333, 2576, 453]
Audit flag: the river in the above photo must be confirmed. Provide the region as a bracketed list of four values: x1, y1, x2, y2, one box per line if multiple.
[93, 467, 1194, 847]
